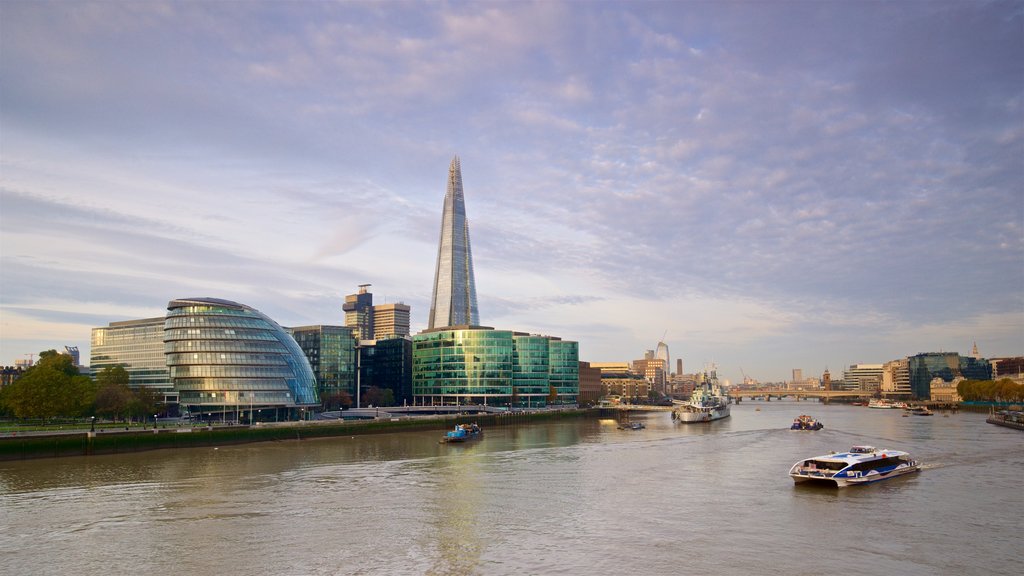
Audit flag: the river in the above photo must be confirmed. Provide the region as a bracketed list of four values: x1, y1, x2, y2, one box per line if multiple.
[1, 401, 1020, 576]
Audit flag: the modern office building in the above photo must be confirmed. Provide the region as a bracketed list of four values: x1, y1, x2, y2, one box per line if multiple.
[362, 336, 414, 406]
[91, 317, 175, 403]
[881, 359, 911, 396]
[843, 364, 884, 392]
[164, 298, 319, 420]
[427, 156, 480, 329]
[908, 352, 992, 400]
[412, 326, 578, 407]
[577, 361, 603, 406]
[343, 284, 375, 340]
[632, 357, 666, 393]
[655, 341, 670, 376]
[290, 325, 357, 408]
[343, 285, 411, 341]
[373, 302, 411, 339]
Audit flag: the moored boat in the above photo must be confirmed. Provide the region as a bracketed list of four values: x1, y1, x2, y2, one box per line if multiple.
[440, 423, 482, 443]
[986, 409, 1024, 431]
[789, 446, 920, 487]
[672, 367, 730, 423]
[790, 414, 823, 430]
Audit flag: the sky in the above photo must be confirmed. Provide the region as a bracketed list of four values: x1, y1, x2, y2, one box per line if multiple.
[1, 1, 1022, 384]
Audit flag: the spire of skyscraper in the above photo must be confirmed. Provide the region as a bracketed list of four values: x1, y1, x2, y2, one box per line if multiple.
[428, 155, 480, 329]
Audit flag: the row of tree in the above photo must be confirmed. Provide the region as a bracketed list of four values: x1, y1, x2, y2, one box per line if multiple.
[956, 379, 1024, 403]
[0, 350, 161, 421]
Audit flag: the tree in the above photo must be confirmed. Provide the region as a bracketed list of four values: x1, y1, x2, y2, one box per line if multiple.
[363, 386, 394, 407]
[95, 381, 132, 421]
[130, 386, 162, 422]
[0, 349, 95, 419]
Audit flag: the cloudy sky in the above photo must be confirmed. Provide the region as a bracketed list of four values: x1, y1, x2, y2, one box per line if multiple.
[1, 1, 1021, 384]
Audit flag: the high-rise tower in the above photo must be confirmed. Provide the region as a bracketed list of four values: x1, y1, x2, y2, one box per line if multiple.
[428, 156, 480, 329]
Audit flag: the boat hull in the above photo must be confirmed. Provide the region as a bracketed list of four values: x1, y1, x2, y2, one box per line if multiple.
[791, 464, 920, 487]
[675, 405, 730, 423]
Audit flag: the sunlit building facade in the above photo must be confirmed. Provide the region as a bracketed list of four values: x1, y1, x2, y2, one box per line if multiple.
[165, 298, 319, 420]
[428, 156, 480, 329]
[91, 317, 175, 403]
[412, 327, 578, 407]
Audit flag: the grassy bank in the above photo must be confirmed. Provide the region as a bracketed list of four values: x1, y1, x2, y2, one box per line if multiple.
[0, 409, 591, 461]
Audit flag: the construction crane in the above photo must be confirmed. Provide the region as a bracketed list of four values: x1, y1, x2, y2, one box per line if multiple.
[740, 366, 755, 386]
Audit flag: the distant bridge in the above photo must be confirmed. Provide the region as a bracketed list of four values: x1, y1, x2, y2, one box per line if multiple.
[729, 389, 870, 401]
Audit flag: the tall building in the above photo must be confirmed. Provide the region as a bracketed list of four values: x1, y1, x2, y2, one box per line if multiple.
[91, 317, 175, 403]
[428, 156, 479, 329]
[373, 302, 411, 339]
[655, 341, 670, 376]
[343, 285, 411, 340]
[165, 298, 319, 420]
[290, 325, 356, 407]
[343, 284, 375, 340]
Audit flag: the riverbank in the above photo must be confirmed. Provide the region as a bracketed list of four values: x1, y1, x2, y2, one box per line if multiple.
[0, 409, 591, 461]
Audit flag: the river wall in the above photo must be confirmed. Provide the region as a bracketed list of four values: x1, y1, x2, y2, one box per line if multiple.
[0, 409, 591, 461]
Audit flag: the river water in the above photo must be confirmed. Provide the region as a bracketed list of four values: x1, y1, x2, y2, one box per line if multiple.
[1, 401, 1021, 576]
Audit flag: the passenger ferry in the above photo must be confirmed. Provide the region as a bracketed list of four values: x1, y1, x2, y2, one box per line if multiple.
[789, 446, 920, 487]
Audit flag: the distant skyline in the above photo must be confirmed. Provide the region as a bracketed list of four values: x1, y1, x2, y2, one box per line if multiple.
[1, 1, 1021, 384]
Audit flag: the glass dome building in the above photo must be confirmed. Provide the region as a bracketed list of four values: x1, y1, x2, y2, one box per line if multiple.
[164, 298, 319, 421]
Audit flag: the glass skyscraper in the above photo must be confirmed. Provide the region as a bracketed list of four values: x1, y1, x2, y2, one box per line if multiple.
[428, 155, 480, 329]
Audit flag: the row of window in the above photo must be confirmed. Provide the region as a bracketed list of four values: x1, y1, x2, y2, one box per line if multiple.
[174, 378, 292, 391]
[165, 317, 272, 329]
[170, 365, 295, 378]
[165, 352, 288, 366]
[165, 340, 287, 354]
[164, 328, 278, 341]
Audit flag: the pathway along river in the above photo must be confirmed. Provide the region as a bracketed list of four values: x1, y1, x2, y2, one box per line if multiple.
[1, 402, 1021, 576]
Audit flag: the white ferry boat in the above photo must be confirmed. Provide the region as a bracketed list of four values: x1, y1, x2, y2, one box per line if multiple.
[672, 367, 730, 423]
[789, 446, 920, 487]
[868, 399, 909, 409]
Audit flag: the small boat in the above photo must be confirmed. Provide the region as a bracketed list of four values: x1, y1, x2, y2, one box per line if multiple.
[789, 446, 920, 487]
[907, 406, 933, 416]
[440, 423, 482, 443]
[617, 421, 645, 430]
[790, 415, 823, 430]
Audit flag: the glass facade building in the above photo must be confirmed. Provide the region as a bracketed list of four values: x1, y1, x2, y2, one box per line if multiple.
[413, 327, 578, 407]
[165, 298, 319, 419]
[908, 352, 992, 399]
[364, 336, 414, 406]
[91, 317, 175, 403]
[428, 156, 480, 329]
[290, 325, 356, 408]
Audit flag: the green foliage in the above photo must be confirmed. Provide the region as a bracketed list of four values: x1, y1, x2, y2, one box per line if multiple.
[96, 365, 129, 387]
[95, 381, 132, 420]
[363, 386, 395, 407]
[957, 379, 1024, 402]
[0, 350, 95, 419]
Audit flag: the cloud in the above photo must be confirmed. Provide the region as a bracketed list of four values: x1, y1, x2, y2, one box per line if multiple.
[1, 1, 1021, 380]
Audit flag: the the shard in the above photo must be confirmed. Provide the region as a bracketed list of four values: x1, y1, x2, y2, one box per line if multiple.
[428, 155, 480, 329]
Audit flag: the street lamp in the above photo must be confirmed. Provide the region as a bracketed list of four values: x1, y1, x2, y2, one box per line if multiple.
[90, 416, 96, 433]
